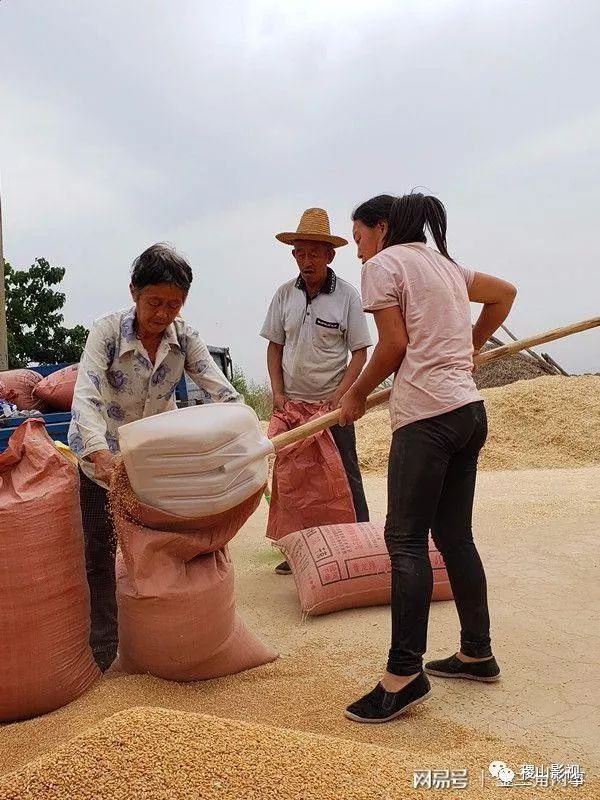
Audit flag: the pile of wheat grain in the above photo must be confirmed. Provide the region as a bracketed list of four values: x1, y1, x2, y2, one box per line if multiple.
[474, 343, 551, 389]
[356, 376, 600, 473]
[1, 705, 593, 800]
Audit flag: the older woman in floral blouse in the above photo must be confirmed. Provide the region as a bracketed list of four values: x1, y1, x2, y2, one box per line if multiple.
[69, 243, 240, 671]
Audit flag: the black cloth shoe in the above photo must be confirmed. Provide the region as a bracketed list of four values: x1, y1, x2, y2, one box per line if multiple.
[275, 560, 292, 575]
[345, 672, 431, 723]
[425, 653, 500, 682]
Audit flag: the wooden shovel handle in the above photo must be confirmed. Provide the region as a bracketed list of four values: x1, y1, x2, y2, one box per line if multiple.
[271, 389, 391, 452]
[271, 315, 600, 453]
[475, 316, 600, 364]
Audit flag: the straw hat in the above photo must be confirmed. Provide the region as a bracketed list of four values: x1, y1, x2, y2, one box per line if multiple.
[276, 208, 348, 248]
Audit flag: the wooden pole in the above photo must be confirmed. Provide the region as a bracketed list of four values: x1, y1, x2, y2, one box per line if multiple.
[500, 323, 558, 374]
[475, 317, 600, 363]
[0, 191, 8, 371]
[271, 315, 600, 452]
[542, 352, 569, 376]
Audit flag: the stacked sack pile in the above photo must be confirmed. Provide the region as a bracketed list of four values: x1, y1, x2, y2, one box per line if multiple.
[0, 390, 278, 723]
[1, 365, 94, 723]
[0, 364, 79, 413]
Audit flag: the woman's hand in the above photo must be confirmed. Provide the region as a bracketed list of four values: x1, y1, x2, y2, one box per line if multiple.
[471, 347, 481, 373]
[338, 387, 368, 426]
[89, 450, 117, 485]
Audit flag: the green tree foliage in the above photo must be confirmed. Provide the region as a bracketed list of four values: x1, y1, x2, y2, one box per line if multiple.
[4, 258, 89, 368]
[230, 365, 273, 420]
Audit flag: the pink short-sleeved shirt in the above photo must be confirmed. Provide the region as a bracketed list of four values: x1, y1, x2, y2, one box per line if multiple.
[361, 242, 482, 431]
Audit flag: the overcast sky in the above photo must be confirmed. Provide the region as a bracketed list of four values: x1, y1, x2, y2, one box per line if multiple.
[2, 0, 599, 380]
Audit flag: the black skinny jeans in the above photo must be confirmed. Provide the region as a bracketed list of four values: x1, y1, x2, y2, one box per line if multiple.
[385, 401, 491, 676]
[330, 423, 370, 523]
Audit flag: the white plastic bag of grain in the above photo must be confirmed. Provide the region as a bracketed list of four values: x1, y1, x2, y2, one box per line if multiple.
[118, 403, 272, 518]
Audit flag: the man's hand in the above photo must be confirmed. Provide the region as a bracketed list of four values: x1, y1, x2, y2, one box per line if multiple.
[272, 392, 288, 413]
[327, 389, 344, 410]
[89, 450, 117, 485]
[338, 387, 368, 426]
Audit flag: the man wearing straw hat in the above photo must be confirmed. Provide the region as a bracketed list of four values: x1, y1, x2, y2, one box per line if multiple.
[261, 208, 372, 574]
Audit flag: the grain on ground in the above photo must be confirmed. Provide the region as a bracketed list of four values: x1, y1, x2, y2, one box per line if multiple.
[355, 375, 600, 473]
[1, 706, 595, 800]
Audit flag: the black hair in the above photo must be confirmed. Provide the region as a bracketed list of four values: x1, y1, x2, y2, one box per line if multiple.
[352, 192, 454, 262]
[130, 243, 193, 294]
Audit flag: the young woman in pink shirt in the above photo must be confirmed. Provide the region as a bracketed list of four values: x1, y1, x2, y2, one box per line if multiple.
[339, 193, 516, 723]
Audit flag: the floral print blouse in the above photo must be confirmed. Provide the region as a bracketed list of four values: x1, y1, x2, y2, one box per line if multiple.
[68, 306, 240, 486]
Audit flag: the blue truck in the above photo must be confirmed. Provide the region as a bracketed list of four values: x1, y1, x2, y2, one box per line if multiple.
[0, 346, 234, 453]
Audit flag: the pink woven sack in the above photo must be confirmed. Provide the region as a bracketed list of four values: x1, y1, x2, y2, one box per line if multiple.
[266, 401, 356, 542]
[0, 420, 100, 721]
[110, 464, 278, 681]
[277, 521, 453, 616]
[0, 369, 44, 410]
[34, 364, 78, 410]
